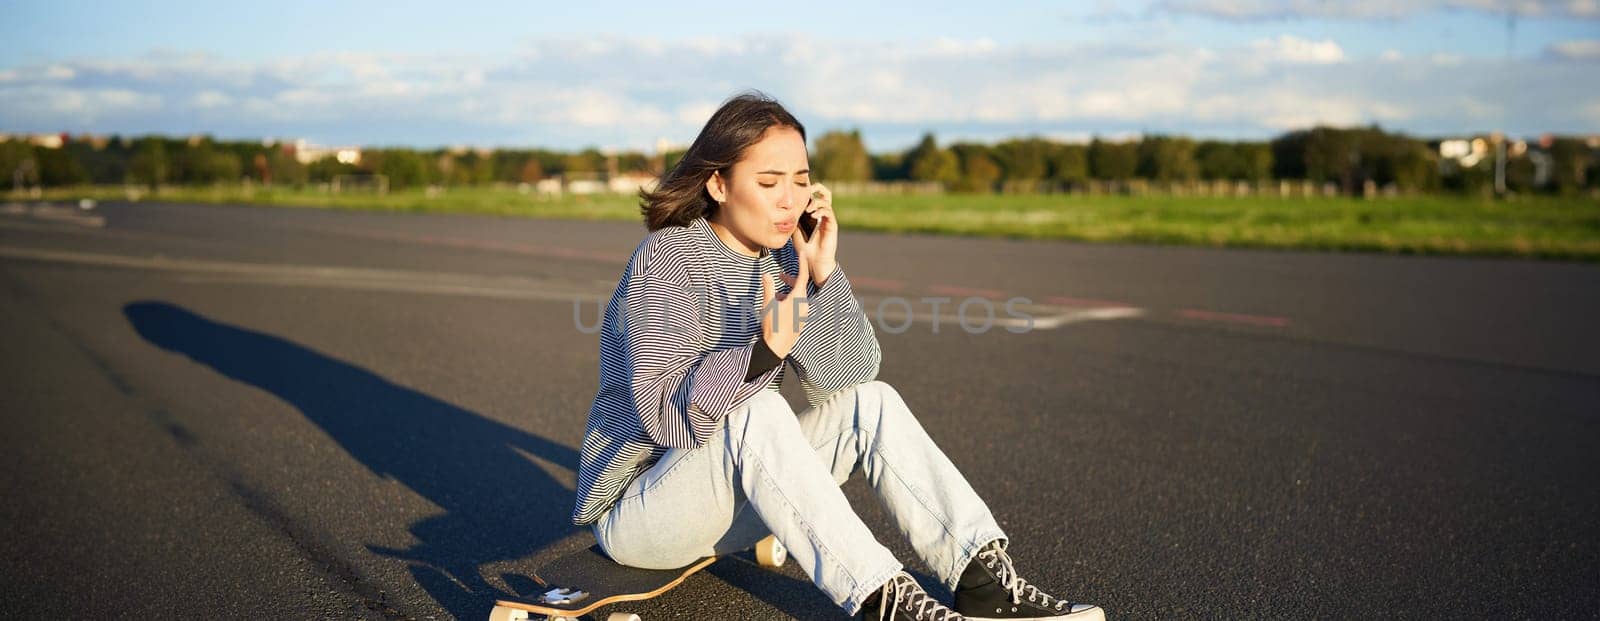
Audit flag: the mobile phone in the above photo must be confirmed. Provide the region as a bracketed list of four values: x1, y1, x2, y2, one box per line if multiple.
[799, 208, 818, 240]
[800, 188, 821, 239]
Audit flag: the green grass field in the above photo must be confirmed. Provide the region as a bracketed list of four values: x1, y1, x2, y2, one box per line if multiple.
[31, 185, 1600, 261]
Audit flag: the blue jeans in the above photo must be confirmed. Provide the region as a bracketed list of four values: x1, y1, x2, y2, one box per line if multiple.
[593, 380, 1008, 615]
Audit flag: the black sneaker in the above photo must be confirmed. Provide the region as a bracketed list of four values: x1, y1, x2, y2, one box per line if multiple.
[856, 571, 965, 621]
[953, 541, 1104, 621]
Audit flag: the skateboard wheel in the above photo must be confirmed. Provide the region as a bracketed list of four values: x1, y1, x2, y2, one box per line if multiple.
[755, 535, 786, 568]
[606, 614, 641, 621]
[487, 605, 529, 621]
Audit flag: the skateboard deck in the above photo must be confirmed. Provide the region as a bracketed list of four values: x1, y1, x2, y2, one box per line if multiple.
[489, 535, 786, 621]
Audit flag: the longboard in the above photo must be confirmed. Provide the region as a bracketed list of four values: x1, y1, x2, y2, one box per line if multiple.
[489, 535, 787, 621]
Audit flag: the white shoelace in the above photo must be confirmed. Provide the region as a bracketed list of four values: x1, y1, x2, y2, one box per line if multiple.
[977, 546, 1073, 612]
[873, 573, 961, 621]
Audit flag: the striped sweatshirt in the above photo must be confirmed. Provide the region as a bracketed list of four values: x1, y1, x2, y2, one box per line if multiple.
[570, 215, 881, 525]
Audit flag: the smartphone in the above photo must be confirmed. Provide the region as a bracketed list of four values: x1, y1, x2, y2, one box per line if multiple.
[799, 208, 818, 240]
[799, 190, 819, 239]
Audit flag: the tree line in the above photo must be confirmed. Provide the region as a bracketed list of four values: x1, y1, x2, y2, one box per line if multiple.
[3, 126, 1594, 196]
[0, 136, 640, 193]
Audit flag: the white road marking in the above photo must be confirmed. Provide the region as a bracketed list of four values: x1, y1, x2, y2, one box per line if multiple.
[856, 295, 1144, 331]
[0, 203, 106, 228]
[0, 246, 1143, 331]
[0, 245, 595, 300]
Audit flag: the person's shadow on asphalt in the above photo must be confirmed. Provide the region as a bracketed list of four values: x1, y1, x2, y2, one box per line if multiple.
[124, 300, 868, 620]
[124, 300, 588, 619]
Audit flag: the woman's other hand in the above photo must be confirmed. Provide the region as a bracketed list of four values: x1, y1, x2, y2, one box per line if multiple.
[761, 228, 813, 358]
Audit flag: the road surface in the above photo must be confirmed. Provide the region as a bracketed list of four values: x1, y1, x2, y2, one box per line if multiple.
[2, 201, 1596, 619]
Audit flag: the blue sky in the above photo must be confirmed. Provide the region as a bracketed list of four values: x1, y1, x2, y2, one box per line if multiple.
[3, 0, 1597, 151]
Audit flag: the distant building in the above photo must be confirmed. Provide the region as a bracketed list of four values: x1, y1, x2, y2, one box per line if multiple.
[1439, 133, 1600, 190]
[2, 133, 67, 149]
[608, 171, 658, 194]
[78, 134, 111, 150]
[567, 179, 606, 195]
[1438, 137, 1490, 167]
[534, 178, 563, 195]
[289, 139, 362, 166]
[2, 132, 111, 149]
[446, 145, 493, 158]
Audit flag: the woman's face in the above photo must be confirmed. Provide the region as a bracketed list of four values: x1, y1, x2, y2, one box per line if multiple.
[705, 125, 810, 255]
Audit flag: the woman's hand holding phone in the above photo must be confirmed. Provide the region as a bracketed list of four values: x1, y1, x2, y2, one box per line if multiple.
[760, 230, 811, 358]
[796, 183, 837, 287]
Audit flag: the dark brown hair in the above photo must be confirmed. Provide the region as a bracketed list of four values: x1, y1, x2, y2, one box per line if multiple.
[640, 90, 806, 231]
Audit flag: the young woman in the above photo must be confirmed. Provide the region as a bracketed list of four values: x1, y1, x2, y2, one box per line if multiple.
[570, 91, 1104, 621]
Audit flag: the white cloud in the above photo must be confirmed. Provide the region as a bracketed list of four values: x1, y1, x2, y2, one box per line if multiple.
[0, 64, 79, 83]
[1251, 35, 1346, 64]
[0, 34, 1595, 148]
[190, 90, 232, 108]
[1546, 39, 1600, 59]
[931, 37, 999, 57]
[1453, 96, 1505, 119]
[0, 86, 161, 124]
[1162, 0, 1404, 20]
[1159, 0, 1600, 19]
[675, 101, 720, 126]
[77, 53, 255, 88]
[1188, 88, 1412, 129]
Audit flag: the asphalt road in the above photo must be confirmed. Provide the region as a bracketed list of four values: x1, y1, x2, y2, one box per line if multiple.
[1, 200, 1596, 620]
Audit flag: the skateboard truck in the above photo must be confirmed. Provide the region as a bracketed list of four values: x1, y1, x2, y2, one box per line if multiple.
[539, 587, 590, 605]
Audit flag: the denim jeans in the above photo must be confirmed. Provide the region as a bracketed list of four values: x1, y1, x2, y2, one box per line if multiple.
[592, 380, 1008, 615]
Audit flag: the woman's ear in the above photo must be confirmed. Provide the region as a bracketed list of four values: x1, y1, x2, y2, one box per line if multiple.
[704, 170, 726, 203]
